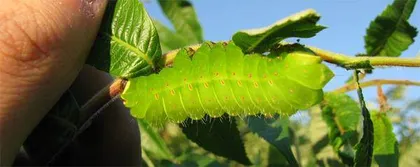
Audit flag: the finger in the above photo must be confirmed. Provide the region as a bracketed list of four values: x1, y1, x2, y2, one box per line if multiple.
[0, 0, 107, 165]
[14, 66, 141, 165]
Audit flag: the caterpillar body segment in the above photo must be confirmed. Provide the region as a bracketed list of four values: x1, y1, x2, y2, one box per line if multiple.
[122, 42, 334, 126]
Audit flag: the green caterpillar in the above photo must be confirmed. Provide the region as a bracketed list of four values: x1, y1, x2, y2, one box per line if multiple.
[122, 42, 334, 126]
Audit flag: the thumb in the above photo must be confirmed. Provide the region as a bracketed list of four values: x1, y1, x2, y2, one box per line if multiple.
[0, 0, 107, 165]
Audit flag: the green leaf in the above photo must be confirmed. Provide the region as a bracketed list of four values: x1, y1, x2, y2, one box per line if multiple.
[268, 145, 290, 167]
[138, 119, 174, 160]
[338, 148, 355, 167]
[247, 116, 299, 167]
[321, 93, 360, 151]
[321, 93, 360, 166]
[175, 153, 225, 167]
[400, 142, 420, 166]
[308, 108, 339, 165]
[242, 132, 289, 167]
[158, 0, 203, 44]
[353, 71, 374, 167]
[181, 115, 252, 165]
[364, 0, 418, 57]
[87, 0, 162, 78]
[153, 20, 189, 53]
[386, 85, 406, 100]
[371, 111, 399, 167]
[232, 9, 326, 53]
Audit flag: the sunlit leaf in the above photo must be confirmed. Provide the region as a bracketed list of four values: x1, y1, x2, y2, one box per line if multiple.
[138, 119, 174, 160]
[371, 111, 398, 167]
[232, 9, 325, 53]
[243, 132, 289, 167]
[321, 93, 360, 151]
[181, 115, 252, 165]
[247, 116, 299, 166]
[365, 0, 418, 57]
[158, 0, 203, 44]
[153, 20, 189, 53]
[87, 0, 162, 78]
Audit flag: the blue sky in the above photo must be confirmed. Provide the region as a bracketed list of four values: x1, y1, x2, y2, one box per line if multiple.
[144, 0, 420, 104]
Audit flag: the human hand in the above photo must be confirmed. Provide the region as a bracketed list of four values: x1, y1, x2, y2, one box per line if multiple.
[0, 0, 140, 165]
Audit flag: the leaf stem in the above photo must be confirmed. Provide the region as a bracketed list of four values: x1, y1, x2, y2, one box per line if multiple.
[376, 85, 390, 112]
[141, 149, 155, 167]
[333, 79, 420, 93]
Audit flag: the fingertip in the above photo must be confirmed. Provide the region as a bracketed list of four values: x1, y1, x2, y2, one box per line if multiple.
[52, 0, 108, 27]
[59, 0, 108, 17]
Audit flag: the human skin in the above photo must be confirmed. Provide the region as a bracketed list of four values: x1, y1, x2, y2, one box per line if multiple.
[12, 65, 141, 166]
[0, 0, 125, 165]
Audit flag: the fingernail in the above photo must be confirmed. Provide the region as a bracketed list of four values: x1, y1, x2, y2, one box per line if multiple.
[80, 0, 107, 18]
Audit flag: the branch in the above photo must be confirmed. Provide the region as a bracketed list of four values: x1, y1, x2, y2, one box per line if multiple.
[162, 42, 420, 69]
[333, 79, 420, 93]
[77, 78, 127, 129]
[79, 78, 127, 117]
[47, 78, 127, 165]
[307, 47, 420, 69]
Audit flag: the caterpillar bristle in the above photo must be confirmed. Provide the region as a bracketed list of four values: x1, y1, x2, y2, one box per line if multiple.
[122, 42, 333, 126]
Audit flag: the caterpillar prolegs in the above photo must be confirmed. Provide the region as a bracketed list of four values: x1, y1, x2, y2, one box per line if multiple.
[122, 42, 334, 126]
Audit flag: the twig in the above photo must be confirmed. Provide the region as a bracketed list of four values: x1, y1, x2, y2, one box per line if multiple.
[141, 149, 155, 167]
[333, 79, 420, 93]
[307, 47, 420, 69]
[79, 78, 127, 120]
[162, 42, 420, 69]
[47, 78, 127, 165]
[376, 85, 390, 112]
